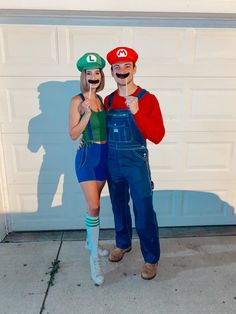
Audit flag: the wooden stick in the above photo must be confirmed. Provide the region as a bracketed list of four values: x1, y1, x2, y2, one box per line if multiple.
[88, 83, 92, 100]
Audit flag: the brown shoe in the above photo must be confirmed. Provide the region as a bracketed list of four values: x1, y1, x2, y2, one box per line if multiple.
[108, 247, 132, 262]
[141, 263, 158, 280]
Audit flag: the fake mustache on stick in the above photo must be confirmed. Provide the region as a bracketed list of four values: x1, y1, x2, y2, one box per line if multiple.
[116, 73, 130, 79]
[88, 79, 100, 84]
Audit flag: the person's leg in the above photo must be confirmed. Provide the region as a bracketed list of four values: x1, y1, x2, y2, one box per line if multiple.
[80, 180, 104, 285]
[84, 180, 109, 256]
[80, 181, 100, 254]
[106, 149, 132, 262]
[128, 159, 160, 280]
[89, 142, 109, 255]
[79, 143, 107, 255]
[126, 154, 160, 265]
[132, 193, 160, 263]
[107, 175, 132, 249]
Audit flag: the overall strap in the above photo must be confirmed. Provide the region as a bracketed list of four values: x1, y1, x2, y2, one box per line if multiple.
[107, 92, 115, 110]
[136, 88, 148, 100]
[96, 94, 103, 104]
[97, 94, 105, 111]
[79, 93, 85, 101]
[130, 88, 148, 146]
[79, 93, 93, 141]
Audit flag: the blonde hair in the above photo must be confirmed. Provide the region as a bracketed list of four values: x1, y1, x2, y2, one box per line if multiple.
[80, 69, 105, 93]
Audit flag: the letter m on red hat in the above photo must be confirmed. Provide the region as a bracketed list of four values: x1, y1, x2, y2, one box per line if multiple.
[117, 49, 128, 58]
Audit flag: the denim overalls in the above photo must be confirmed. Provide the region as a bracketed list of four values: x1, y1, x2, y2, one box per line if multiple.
[107, 89, 160, 264]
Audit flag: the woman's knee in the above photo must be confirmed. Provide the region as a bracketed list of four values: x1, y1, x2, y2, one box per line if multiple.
[88, 207, 100, 217]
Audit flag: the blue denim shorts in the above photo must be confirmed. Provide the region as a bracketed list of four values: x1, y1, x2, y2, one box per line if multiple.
[75, 143, 108, 182]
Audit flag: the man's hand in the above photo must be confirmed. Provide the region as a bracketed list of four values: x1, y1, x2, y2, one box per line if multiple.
[125, 96, 139, 114]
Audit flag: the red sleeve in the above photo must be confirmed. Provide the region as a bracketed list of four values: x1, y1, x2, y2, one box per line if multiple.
[133, 93, 165, 144]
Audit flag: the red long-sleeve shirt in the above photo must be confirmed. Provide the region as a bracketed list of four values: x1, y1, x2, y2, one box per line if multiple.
[104, 86, 165, 144]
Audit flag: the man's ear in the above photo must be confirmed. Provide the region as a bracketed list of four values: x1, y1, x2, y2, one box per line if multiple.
[133, 64, 137, 75]
[111, 67, 114, 77]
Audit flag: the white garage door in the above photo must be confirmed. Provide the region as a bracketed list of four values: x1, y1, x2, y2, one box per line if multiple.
[0, 24, 236, 231]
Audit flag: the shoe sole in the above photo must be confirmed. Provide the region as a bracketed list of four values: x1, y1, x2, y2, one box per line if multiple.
[93, 278, 104, 286]
[141, 272, 157, 280]
[108, 247, 132, 262]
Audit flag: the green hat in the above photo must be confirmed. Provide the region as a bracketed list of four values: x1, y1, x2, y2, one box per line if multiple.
[76, 53, 106, 72]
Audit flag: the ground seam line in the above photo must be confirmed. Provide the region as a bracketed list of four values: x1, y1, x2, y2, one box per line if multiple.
[39, 232, 64, 314]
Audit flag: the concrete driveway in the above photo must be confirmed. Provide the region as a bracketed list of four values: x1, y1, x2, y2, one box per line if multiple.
[0, 232, 236, 314]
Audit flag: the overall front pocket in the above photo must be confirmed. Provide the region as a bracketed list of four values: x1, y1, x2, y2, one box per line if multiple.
[107, 119, 133, 143]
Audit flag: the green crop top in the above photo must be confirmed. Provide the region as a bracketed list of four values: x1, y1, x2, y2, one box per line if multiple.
[80, 94, 107, 143]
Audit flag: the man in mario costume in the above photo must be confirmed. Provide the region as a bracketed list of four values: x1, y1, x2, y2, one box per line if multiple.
[104, 46, 165, 280]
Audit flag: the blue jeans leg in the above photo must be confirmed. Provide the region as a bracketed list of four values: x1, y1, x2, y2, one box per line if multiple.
[133, 200, 160, 263]
[127, 155, 160, 263]
[107, 175, 132, 249]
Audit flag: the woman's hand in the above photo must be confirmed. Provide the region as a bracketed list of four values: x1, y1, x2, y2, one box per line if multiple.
[81, 99, 92, 116]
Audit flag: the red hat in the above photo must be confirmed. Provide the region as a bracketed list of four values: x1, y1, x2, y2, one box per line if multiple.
[106, 47, 138, 65]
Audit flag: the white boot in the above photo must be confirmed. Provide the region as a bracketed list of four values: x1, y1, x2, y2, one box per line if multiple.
[89, 255, 104, 286]
[85, 215, 105, 285]
[85, 239, 109, 257]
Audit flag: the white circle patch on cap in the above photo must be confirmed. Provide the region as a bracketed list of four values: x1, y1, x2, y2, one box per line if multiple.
[86, 54, 97, 62]
[117, 49, 128, 58]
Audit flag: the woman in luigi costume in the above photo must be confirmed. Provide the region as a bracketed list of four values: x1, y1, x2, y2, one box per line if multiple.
[68, 52, 108, 285]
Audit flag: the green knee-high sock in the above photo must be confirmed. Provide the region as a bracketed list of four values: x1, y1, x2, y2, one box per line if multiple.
[85, 216, 99, 257]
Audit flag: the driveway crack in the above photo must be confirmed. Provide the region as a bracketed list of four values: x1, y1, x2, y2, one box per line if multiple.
[39, 232, 64, 314]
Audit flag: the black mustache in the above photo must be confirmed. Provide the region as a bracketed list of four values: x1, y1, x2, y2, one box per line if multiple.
[116, 73, 130, 79]
[88, 79, 100, 84]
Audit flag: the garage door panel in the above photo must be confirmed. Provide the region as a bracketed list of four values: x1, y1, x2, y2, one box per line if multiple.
[182, 190, 230, 216]
[0, 27, 4, 64]
[152, 88, 184, 121]
[0, 77, 79, 133]
[2, 134, 42, 185]
[147, 80, 236, 132]
[7, 183, 82, 213]
[7, 183, 112, 230]
[186, 142, 233, 171]
[133, 28, 187, 65]
[2, 133, 77, 185]
[1, 87, 39, 133]
[153, 189, 236, 226]
[0, 88, 8, 125]
[191, 89, 236, 119]
[0, 25, 59, 66]
[151, 132, 236, 180]
[153, 190, 175, 216]
[155, 181, 236, 220]
[149, 142, 179, 172]
[66, 26, 128, 67]
[194, 29, 236, 62]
